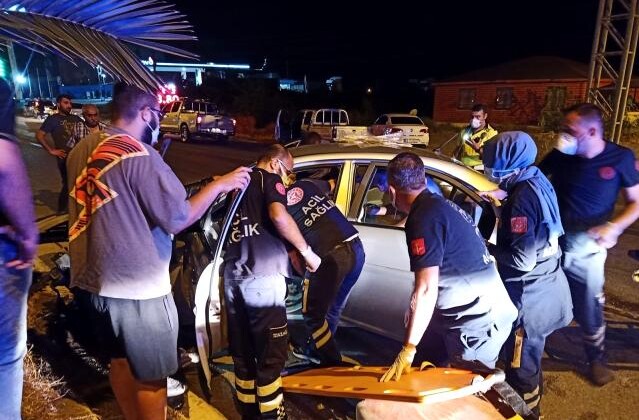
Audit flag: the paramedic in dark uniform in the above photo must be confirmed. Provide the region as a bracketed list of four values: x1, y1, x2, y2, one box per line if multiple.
[285, 177, 365, 365]
[380, 152, 517, 382]
[482, 132, 573, 416]
[539, 103, 639, 386]
[224, 144, 321, 419]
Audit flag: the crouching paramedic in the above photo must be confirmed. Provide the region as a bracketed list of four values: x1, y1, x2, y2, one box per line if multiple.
[482, 132, 573, 416]
[285, 176, 365, 365]
[223, 145, 321, 419]
[380, 152, 517, 382]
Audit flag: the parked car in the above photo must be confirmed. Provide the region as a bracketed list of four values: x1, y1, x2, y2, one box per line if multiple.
[370, 113, 430, 146]
[23, 99, 55, 119]
[35, 144, 498, 389]
[160, 98, 236, 142]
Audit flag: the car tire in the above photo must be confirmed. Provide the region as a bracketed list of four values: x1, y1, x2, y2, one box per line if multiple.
[180, 124, 190, 142]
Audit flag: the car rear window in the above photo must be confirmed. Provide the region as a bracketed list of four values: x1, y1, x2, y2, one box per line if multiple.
[390, 116, 424, 125]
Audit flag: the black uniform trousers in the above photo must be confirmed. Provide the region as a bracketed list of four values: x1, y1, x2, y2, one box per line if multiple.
[302, 238, 363, 365]
[224, 274, 288, 420]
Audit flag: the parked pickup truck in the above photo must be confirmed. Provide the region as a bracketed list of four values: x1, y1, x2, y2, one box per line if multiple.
[160, 98, 236, 142]
[276, 108, 428, 146]
[275, 108, 369, 143]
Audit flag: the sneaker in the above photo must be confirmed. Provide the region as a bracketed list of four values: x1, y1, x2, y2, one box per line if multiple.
[290, 344, 320, 365]
[589, 360, 615, 386]
[167, 377, 187, 397]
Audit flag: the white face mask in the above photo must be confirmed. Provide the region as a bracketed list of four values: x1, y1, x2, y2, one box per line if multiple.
[470, 118, 482, 129]
[485, 167, 520, 184]
[145, 120, 160, 146]
[555, 132, 578, 155]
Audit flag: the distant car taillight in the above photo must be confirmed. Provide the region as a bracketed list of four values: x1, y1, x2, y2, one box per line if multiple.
[196, 115, 202, 124]
[231, 118, 236, 126]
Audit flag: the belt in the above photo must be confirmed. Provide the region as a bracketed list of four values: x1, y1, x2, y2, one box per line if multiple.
[327, 234, 360, 255]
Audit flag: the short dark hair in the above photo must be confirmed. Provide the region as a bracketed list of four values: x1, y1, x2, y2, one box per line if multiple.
[111, 82, 158, 123]
[257, 144, 291, 164]
[471, 103, 487, 113]
[563, 102, 604, 132]
[56, 94, 72, 103]
[387, 152, 426, 192]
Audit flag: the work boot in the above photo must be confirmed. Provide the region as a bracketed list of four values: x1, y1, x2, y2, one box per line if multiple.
[588, 360, 614, 386]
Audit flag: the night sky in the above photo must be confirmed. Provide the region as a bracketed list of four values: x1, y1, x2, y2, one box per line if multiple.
[174, 0, 600, 81]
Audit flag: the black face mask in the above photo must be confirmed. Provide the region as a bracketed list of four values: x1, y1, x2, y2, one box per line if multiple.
[140, 115, 159, 145]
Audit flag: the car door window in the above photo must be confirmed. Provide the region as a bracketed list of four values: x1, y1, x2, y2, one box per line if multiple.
[357, 166, 406, 226]
[293, 164, 344, 201]
[340, 110, 348, 124]
[302, 111, 312, 126]
[350, 163, 371, 209]
[170, 102, 181, 113]
[353, 165, 495, 238]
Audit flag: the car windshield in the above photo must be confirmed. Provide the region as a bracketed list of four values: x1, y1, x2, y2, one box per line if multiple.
[390, 116, 423, 125]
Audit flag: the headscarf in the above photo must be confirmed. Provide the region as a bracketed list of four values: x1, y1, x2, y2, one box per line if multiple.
[483, 131, 564, 238]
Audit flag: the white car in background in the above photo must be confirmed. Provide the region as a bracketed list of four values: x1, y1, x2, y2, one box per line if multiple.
[370, 113, 430, 146]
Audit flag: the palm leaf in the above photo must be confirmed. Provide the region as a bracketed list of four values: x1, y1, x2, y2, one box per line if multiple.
[0, 0, 198, 91]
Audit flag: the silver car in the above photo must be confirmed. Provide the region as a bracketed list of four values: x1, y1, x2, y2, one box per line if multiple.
[187, 144, 499, 384]
[35, 144, 499, 388]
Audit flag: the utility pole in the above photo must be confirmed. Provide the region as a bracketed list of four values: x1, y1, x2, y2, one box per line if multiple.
[6, 41, 22, 100]
[36, 67, 43, 98]
[587, 0, 639, 143]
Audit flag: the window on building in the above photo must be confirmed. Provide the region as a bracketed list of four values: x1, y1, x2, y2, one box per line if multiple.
[457, 89, 476, 109]
[495, 88, 513, 109]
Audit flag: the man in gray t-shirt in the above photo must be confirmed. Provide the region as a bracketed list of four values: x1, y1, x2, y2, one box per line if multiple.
[36, 94, 81, 212]
[67, 83, 250, 420]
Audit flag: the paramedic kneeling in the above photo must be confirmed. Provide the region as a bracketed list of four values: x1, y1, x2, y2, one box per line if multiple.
[380, 152, 517, 382]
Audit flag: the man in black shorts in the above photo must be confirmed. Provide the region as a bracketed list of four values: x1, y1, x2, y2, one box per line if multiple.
[285, 176, 365, 365]
[67, 83, 251, 420]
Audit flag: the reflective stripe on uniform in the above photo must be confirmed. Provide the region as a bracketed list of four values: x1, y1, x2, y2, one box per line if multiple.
[312, 320, 329, 340]
[302, 278, 310, 314]
[259, 393, 283, 413]
[584, 325, 606, 348]
[257, 377, 282, 397]
[235, 377, 255, 390]
[523, 385, 540, 409]
[236, 390, 256, 404]
[315, 328, 332, 349]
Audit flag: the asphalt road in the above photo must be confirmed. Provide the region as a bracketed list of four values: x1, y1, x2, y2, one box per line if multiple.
[17, 116, 639, 419]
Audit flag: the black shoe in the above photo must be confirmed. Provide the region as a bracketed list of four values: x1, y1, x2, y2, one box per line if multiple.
[290, 343, 320, 365]
[589, 360, 615, 386]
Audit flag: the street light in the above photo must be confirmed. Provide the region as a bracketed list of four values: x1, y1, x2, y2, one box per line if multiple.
[14, 74, 26, 85]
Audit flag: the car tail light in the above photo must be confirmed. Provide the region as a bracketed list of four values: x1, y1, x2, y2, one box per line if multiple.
[231, 118, 236, 126]
[196, 114, 202, 124]
[420, 128, 429, 133]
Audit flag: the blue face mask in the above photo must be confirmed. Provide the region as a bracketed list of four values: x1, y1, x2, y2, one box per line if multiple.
[484, 167, 520, 184]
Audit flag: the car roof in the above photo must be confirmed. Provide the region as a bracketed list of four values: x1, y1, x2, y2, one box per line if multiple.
[290, 144, 496, 192]
[383, 113, 424, 119]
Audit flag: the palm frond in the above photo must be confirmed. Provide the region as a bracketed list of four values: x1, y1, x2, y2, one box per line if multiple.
[0, 0, 199, 91]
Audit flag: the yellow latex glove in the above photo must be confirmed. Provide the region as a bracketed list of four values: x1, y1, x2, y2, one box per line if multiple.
[380, 344, 416, 382]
